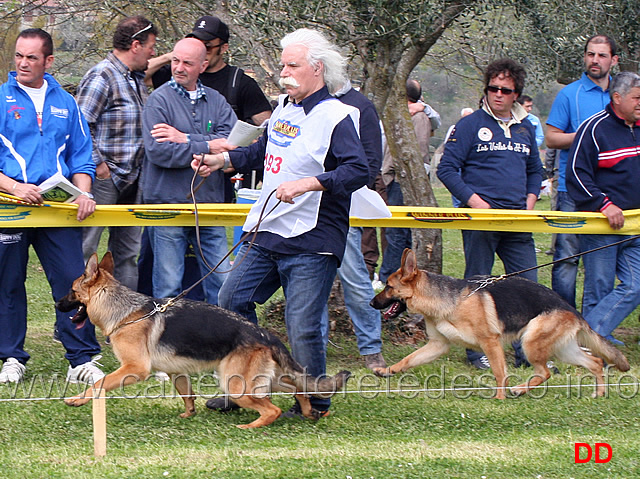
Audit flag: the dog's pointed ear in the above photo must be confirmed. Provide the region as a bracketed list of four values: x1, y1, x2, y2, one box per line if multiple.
[400, 248, 411, 265]
[99, 251, 115, 274]
[400, 248, 418, 279]
[85, 253, 99, 278]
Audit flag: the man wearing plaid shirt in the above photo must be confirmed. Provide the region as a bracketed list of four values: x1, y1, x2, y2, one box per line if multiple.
[76, 15, 157, 289]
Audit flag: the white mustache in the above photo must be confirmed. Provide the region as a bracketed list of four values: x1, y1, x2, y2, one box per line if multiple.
[279, 77, 300, 89]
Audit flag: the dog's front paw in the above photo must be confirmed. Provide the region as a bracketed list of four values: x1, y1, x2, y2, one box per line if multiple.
[64, 396, 91, 407]
[509, 385, 526, 397]
[373, 366, 394, 377]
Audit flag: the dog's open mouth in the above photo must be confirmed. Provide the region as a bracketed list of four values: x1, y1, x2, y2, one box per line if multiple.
[70, 304, 88, 329]
[383, 301, 406, 320]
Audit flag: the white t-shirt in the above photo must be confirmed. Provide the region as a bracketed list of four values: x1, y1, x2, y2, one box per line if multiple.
[18, 80, 48, 128]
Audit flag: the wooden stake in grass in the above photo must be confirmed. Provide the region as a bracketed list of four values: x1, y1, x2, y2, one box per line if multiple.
[92, 386, 107, 457]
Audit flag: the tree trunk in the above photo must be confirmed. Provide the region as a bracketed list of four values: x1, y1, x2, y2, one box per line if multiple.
[378, 76, 443, 274]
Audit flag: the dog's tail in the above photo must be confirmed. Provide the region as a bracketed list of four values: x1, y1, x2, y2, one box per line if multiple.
[578, 324, 630, 371]
[270, 344, 351, 394]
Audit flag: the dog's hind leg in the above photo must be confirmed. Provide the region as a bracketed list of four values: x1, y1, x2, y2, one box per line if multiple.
[510, 319, 556, 396]
[222, 350, 283, 428]
[511, 363, 551, 397]
[295, 394, 314, 418]
[554, 339, 605, 397]
[232, 395, 282, 429]
[172, 374, 196, 418]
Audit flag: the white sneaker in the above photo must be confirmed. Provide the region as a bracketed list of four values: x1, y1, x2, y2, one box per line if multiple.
[66, 355, 105, 384]
[0, 358, 26, 383]
[154, 371, 170, 382]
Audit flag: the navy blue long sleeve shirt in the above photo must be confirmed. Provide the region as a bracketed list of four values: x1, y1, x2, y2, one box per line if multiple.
[566, 103, 640, 212]
[437, 107, 542, 209]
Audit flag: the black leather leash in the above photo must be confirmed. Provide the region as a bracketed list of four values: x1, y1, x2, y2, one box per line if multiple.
[468, 233, 640, 295]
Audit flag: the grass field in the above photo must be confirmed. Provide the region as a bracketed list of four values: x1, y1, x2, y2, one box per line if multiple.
[1, 187, 639, 478]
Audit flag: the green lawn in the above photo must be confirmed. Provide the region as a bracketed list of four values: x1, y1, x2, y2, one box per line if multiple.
[1, 187, 639, 478]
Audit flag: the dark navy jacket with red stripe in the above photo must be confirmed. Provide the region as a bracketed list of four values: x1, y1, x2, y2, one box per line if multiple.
[566, 103, 640, 212]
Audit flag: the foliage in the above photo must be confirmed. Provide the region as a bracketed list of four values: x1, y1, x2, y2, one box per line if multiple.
[514, 0, 640, 83]
[209, 0, 492, 273]
[2, 0, 639, 273]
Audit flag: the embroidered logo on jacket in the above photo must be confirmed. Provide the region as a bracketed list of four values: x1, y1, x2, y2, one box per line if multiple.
[0, 232, 23, 243]
[8, 105, 24, 119]
[50, 106, 69, 119]
[477, 127, 492, 142]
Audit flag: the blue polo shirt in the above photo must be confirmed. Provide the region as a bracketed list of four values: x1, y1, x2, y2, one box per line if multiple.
[546, 72, 611, 192]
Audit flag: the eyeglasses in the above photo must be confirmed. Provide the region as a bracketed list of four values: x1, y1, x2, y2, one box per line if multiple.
[204, 42, 224, 52]
[487, 85, 516, 95]
[131, 23, 153, 39]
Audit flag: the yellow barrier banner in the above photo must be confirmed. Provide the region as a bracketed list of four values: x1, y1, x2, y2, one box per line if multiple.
[1, 192, 639, 234]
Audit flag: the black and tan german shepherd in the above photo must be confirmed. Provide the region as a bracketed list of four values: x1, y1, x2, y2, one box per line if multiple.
[56, 252, 350, 428]
[371, 249, 630, 399]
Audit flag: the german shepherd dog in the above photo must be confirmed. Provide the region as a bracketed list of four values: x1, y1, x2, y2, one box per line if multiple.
[371, 249, 630, 399]
[56, 252, 350, 428]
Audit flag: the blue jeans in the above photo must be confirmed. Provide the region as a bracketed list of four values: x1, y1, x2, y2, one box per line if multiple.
[461, 229, 537, 363]
[219, 243, 337, 411]
[551, 191, 579, 307]
[380, 180, 411, 282]
[82, 176, 141, 290]
[147, 226, 229, 305]
[0, 227, 100, 367]
[580, 234, 640, 337]
[461, 230, 538, 282]
[137, 228, 205, 301]
[322, 227, 382, 355]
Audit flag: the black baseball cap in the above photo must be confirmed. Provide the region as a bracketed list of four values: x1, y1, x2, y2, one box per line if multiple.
[186, 16, 229, 43]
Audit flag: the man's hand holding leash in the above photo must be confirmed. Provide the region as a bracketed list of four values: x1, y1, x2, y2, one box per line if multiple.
[191, 153, 229, 176]
[275, 177, 324, 204]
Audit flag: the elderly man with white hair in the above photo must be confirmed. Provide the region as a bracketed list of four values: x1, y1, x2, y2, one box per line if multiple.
[195, 28, 369, 419]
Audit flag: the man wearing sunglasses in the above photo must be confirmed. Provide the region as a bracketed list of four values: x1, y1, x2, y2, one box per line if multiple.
[437, 58, 543, 370]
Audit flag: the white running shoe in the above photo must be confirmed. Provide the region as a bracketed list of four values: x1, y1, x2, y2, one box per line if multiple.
[66, 355, 105, 384]
[0, 358, 26, 383]
[154, 371, 170, 382]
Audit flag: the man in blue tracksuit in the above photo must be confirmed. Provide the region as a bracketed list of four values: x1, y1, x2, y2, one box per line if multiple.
[0, 29, 103, 385]
[566, 71, 640, 346]
[437, 58, 543, 370]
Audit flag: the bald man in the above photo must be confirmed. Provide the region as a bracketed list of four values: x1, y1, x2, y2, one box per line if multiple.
[140, 38, 237, 304]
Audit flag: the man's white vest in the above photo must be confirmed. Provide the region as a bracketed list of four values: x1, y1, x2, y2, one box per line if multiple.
[243, 93, 360, 238]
